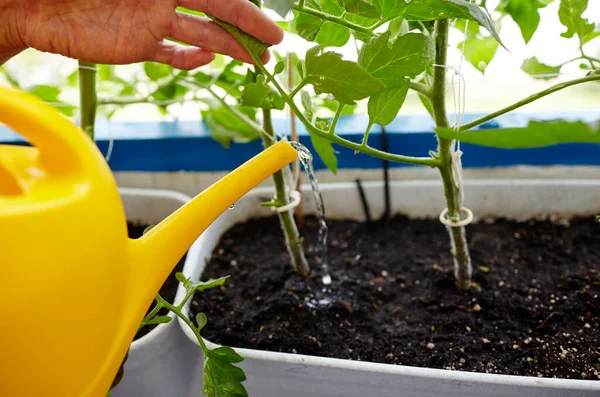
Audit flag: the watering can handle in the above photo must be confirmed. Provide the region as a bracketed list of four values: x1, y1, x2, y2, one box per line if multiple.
[0, 87, 91, 172]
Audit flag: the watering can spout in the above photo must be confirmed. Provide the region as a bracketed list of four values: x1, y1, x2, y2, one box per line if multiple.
[127, 141, 298, 316]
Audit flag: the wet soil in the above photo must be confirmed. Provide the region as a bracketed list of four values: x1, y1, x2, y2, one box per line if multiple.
[189, 215, 600, 380]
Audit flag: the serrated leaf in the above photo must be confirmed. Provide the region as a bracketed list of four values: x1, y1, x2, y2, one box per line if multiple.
[196, 312, 208, 331]
[372, 0, 503, 46]
[297, 60, 305, 80]
[274, 61, 285, 75]
[338, 0, 380, 18]
[311, 133, 338, 174]
[437, 120, 600, 148]
[175, 272, 188, 284]
[496, 0, 553, 43]
[389, 18, 410, 40]
[305, 45, 385, 104]
[152, 83, 188, 101]
[521, 57, 562, 80]
[418, 92, 434, 118]
[210, 17, 269, 60]
[203, 105, 259, 148]
[203, 347, 247, 397]
[264, 0, 295, 18]
[368, 80, 409, 127]
[316, 22, 351, 47]
[301, 90, 313, 114]
[240, 80, 285, 110]
[293, 0, 344, 41]
[558, 0, 594, 42]
[358, 31, 435, 87]
[144, 62, 172, 81]
[458, 35, 499, 72]
[145, 316, 172, 326]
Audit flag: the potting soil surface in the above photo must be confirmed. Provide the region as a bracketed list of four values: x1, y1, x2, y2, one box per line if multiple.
[128, 223, 186, 340]
[189, 215, 600, 380]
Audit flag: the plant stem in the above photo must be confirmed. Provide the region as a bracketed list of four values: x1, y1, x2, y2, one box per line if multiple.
[287, 51, 304, 229]
[263, 109, 310, 276]
[78, 61, 97, 139]
[330, 103, 345, 133]
[409, 81, 432, 97]
[293, 4, 374, 37]
[431, 19, 472, 292]
[459, 73, 600, 132]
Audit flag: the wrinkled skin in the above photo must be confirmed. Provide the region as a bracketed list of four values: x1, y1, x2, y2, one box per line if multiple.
[0, 0, 283, 67]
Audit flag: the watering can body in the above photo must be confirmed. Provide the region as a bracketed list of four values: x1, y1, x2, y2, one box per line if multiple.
[0, 87, 297, 396]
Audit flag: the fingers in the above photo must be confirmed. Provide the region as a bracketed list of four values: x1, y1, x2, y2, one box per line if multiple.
[151, 41, 216, 70]
[178, 0, 284, 46]
[172, 12, 259, 64]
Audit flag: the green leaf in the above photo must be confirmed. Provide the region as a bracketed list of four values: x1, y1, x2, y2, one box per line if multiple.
[373, 0, 503, 45]
[144, 316, 172, 326]
[210, 17, 269, 60]
[203, 105, 260, 148]
[338, 0, 380, 18]
[304, 45, 385, 104]
[311, 134, 338, 174]
[521, 57, 562, 80]
[315, 22, 351, 47]
[358, 31, 435, 87]
[584, 29, 600, 44]
[175, 272, 187, 284]
[389, 18, 410, 40]
[29, 85, 61, 102]
[143, 62, 172, 81]
[458, 35, 499, 72]
[293, 0, 344, 41]
[240, 80, 286, 110]
[152, 83, 188, 101]
[558, 0, 594, 42]
[297, 60, 305, 80]
[264, 0, 295, 17]
[196, 312, 208, 331]
[436, 120, 600, 148]
[367, 80, 409, 127]
[274, 61, 285, 75]
[497, 0, 554, 43]
[418, 92, 434, 118]
[203, 347, 247, 397]
[301, 90, 313, 114]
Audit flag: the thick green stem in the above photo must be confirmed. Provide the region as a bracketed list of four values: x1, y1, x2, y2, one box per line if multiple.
[263, 110, 310, 276]
[431, 20, 472, 292]
[78, 61, 98, 140]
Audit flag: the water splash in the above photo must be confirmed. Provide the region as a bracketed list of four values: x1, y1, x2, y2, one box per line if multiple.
[289, 141, 329, 282]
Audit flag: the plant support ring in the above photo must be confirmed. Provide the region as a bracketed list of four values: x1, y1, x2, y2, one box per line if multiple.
[439, 207, 473, 228]
[272, 190, 302, 213]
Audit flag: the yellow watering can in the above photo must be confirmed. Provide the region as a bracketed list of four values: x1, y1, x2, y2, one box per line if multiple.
[0, 86, 297, 397]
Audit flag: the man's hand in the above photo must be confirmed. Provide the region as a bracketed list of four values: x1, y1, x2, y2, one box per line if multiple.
[2, 0, 283, 68]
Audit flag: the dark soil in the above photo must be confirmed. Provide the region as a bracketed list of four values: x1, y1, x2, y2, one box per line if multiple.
[189, 215, 600, 380]
[127, 223, 186, 340]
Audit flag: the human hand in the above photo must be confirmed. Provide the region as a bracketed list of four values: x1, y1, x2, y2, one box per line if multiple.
[2, 0, 283, 68]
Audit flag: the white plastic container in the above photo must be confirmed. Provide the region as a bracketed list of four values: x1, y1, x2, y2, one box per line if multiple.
[111, 188, 204, 397]
[178, 180, 600, 397]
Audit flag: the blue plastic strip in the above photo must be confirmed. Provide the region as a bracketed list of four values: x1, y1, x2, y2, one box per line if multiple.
[1, 111, 599, 172]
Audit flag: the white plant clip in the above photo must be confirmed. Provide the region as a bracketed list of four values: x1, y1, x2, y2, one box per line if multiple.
[272, 190, 302, 213]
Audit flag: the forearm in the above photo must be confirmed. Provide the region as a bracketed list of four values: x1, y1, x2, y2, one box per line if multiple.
[0, 3, 25, 65]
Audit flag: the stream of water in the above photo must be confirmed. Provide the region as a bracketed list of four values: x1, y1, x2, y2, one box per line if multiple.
[290, 142, 330, 283]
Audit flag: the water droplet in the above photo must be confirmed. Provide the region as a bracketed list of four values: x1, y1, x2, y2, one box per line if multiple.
[322, 274, 332, 285]
[229, 203, 235, 210]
